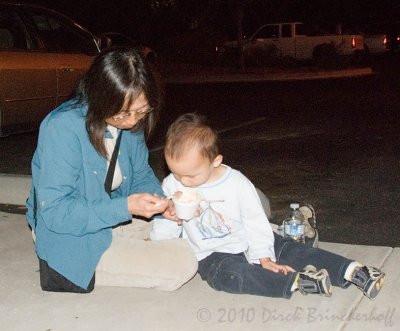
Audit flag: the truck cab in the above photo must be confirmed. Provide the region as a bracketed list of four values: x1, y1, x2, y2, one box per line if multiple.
[250, 22, 306, 59]
[248, 22, 363, 61]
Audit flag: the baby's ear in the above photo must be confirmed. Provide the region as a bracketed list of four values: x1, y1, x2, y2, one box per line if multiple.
[213, 154, 223, 167]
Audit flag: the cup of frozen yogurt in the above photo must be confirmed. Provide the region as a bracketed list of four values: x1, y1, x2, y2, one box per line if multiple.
[172, 188, 201, 220]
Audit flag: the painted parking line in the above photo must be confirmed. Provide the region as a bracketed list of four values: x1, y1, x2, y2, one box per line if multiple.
[223, 128, 327, 142]
[149, 117, 267, 153]
[216, 117, 266, 134]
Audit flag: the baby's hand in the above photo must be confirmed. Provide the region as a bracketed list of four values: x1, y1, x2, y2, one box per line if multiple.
[259, 258, 295, 275]
[162, 200, 183, 225]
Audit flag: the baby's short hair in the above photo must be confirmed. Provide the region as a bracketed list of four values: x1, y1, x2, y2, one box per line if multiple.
[165, 113, 221, 161]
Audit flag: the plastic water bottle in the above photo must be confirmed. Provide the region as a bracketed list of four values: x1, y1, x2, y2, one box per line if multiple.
[283, 203, 305, 243]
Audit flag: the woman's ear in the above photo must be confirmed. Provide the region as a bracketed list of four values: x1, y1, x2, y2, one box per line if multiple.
[213, 154, 223, 168]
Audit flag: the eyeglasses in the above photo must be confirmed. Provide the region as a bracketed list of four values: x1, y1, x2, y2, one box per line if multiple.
[112, 106, 153, 121]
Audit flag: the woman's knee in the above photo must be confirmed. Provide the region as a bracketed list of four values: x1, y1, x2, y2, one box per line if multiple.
[96, 238, 198, 290]
[148, 238, 198, 290]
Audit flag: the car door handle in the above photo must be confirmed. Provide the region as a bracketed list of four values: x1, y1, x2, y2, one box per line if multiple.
[60, 67, 76, 72]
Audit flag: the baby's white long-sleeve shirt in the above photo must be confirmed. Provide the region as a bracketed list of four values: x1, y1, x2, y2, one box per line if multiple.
[150, 165, 276, 263]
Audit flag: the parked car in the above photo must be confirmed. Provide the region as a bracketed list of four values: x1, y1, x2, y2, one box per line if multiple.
[386, 22, 400, 52]
[363, 33, 388, 55]
[0, 4, 154, 137]
[98, 32, 156, 62]
[0, 2, 100, 137]
[359, 24, 389, 55]
[358, 21, 400, 54]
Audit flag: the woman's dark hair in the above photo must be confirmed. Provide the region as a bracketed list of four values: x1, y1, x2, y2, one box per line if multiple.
[76, 47, 162, 157]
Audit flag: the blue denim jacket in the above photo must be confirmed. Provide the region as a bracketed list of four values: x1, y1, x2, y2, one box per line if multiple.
[26, 98, 163, 289]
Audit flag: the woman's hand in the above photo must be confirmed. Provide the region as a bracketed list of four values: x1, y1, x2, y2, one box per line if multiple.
[127, 193, 169, 219]
[259, 257, 295, 275]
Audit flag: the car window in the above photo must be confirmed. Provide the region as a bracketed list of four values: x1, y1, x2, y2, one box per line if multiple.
[25, 8, 97, 54]
[0, 9, 29, 50]
[295, 24, 307, 36]
[255, 25, 279, 39]
[282, 24, 292, 38]
[108, 34, 134, 45]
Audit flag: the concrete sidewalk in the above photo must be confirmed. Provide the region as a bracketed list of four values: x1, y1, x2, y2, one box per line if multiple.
[0, 174, 31, 206]
[0, 174, 398, 331]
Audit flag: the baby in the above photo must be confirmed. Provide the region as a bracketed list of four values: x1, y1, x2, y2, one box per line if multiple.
[151, 113, 385, 300]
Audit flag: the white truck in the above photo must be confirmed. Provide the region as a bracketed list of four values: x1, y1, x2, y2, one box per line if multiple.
[217, 22, 364, 63]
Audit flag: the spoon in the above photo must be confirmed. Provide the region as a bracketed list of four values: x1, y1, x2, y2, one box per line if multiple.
[154, 191, 182, 206]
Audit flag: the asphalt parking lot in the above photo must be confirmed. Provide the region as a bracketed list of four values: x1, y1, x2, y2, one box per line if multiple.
[1, 54, 399, 247]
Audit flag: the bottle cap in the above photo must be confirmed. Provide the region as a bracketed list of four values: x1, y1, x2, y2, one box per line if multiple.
[290, 203, 300, 209]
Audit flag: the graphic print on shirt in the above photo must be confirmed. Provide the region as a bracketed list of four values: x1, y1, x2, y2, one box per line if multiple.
[197, 202, 232, 240]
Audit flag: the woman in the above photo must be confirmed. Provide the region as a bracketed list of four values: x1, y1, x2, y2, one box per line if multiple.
[26, 47, 197, 293]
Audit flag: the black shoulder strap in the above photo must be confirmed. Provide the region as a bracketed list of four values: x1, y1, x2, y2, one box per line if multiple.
[104, 130, 122, 196]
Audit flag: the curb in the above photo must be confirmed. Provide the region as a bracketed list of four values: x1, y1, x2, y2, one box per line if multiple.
[163, 67, 373, 84]
[0, 173, 31, 205]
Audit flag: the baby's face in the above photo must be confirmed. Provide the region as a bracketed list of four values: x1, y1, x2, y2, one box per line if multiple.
[166, 149, 219, 188]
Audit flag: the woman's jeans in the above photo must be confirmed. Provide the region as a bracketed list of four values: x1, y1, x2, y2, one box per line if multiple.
[39, 258, 95, 293]
[197, 233, 353, 299]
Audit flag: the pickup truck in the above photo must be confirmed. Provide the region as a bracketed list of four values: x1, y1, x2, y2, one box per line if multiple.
[216, 22, 364, 63]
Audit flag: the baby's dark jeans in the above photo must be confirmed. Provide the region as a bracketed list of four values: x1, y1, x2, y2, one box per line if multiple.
[197, 233, 352, 299]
